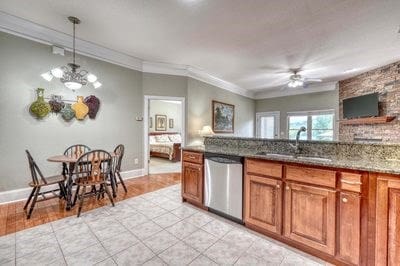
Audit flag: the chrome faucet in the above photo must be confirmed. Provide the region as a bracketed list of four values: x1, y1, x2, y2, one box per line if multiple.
[290, 126, 306, 154]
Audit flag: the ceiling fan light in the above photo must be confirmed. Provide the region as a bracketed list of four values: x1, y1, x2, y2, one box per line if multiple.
[41, 72, 53, 81]
[64, 81, 82, 90]
[51, 68, 64, 78]
[288, 81, 295, 88]
[93, 81, 102, 89]
[87, 73, 97, 83]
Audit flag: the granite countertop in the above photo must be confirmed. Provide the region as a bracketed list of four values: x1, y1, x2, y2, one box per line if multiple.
[182, 145, 400, 175]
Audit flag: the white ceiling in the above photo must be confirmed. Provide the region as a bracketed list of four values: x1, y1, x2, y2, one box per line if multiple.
[1, 0, 400, 97]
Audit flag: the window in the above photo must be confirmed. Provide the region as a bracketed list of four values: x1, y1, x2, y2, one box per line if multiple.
[287, 110, 335, 141]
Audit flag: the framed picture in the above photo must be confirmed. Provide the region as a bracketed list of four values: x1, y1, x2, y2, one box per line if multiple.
[155, 115, 167, 131]
[149, 117, 153, 128]
[212, 100, 234, 133]
[169, 118, 174, 128]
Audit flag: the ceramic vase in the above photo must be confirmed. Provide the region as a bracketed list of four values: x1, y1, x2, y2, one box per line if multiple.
[60, 104, 75, 121]
[84, 95, 100, 119]
[48, 95, 65, 113]
[72, 96, 89, 120]
[29, 88, 51, 119]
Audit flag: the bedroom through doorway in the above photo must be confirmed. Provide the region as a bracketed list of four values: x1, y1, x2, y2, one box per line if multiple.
[144, 96, 185, 175]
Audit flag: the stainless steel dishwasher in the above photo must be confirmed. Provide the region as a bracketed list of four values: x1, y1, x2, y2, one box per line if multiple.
[204, 152, 243, 223]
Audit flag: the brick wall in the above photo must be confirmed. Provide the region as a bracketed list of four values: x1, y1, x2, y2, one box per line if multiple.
[339, 61, 400, 142]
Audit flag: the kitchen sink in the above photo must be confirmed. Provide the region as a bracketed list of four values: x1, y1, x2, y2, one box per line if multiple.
[255, 152, 332, 162]
[255, 152, 293, 158]
[296, 156, 332, 162]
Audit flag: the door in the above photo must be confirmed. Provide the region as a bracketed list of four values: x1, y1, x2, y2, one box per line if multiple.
[256, 112, 280, 139]
[182, 161, 203, 204]
[284, 182, 336, 255]
[244, 174, 282, 234]
[376, 177, 400, 266]
[337, 192, 361, 265]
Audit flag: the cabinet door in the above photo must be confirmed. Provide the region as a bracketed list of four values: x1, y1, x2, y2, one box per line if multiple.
[244, 174, 282, 234]
[284, 182, 336, 255]
[337, 192, 361, 265]
[376, 177, 400, 266]
[182, 162, 203, 204]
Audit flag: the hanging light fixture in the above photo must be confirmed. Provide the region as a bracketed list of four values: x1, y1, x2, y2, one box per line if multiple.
[41, 16, 101, 90]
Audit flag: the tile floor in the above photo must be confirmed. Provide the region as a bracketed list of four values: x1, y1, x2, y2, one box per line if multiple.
[149, 158, 181, 174]
[0, 184, 327, 265]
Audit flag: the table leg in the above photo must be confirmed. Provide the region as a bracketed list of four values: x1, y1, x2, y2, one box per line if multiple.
[66, 162, 75, 210]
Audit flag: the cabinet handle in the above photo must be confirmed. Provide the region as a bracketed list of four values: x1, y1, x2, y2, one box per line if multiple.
[341, 180, 362, 185]
[342, 197, 348, 203]
[285, 186, 290, 190]
[276, 184, 280, 189]
[188, 156, 196, 159]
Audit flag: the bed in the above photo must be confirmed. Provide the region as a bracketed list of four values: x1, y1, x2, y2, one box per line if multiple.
[149, 132, 182, 162]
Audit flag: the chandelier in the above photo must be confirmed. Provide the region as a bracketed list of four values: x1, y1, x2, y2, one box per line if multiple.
[41, 16, 101, 90]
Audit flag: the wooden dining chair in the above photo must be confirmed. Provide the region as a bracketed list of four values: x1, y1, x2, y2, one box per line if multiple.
[113, 144, 127, 193]
[72, 150, 115, 217]
[24, 150, 67, 219]
[63, 144, 91, 176]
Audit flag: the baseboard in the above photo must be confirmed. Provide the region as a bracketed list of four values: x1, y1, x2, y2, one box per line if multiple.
[0, 168, 146, 205]
[120, 168, 146, 180]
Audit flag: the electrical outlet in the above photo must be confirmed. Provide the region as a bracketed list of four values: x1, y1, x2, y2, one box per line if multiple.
[134, 158, 139, 164]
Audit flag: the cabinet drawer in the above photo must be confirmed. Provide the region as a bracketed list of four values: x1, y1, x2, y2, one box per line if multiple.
[246, 159, 282, 178]
[340, 172, 362, 193]
[286, 166, 336, 188]
[183, 151, 203, 164]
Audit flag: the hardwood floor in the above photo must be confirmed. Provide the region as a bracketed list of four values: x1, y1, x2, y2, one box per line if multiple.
[0, 173, 181, 237]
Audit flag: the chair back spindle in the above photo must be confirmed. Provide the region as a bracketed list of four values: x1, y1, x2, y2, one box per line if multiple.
[64, 144, 91, 158]
[73, 150, 112, 184]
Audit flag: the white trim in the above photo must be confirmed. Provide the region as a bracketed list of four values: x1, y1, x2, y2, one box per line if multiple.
[0, 169, 145, 204]
[143, 96, 186, 175]
[255, 111, 280, 138]
[0, 11, 254, 99]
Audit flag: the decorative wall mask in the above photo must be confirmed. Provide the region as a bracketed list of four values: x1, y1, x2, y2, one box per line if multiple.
[60, 103, 75, 121]
[84, 95, 100, 119]
[48, 94, 65, 113]
[72, 96, 89, 120]
[29, 88, 51, 119]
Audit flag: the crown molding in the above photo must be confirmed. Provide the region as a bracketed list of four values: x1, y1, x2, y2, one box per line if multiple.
[0, 11, 254, 98]
[254, 81, 338, 99]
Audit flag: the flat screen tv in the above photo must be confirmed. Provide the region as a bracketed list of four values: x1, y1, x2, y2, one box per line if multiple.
[343, 93, 379, 119]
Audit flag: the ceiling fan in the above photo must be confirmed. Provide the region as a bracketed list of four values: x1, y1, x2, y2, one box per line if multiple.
[286, 70, 322, 88]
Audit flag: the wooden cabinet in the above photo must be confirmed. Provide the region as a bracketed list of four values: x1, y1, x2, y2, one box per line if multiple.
[181, 151, 204, 206]
[244, 174, 282, 234]
[376, 176, 400, 266]
[337, 192, 361, 265]
[283, 182, 336, 256]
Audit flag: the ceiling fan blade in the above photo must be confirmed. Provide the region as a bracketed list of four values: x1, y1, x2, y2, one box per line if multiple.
[280, 84, 289, 91]
[304, 78, 322, 82]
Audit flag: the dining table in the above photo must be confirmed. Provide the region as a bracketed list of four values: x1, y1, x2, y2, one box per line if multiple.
[47, 152, 118, 210]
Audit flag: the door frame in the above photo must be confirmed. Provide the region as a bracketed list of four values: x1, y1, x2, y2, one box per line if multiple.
[143, 95, 186, 175]
[256, 111, 280, 138]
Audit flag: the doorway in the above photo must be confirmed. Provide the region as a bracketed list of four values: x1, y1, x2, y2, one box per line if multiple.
[144, 96, 185, 175]
[256, 111, 280, 139]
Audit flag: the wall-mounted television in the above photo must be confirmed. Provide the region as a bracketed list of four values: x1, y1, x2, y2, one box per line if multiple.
[343, 93, 379, 119]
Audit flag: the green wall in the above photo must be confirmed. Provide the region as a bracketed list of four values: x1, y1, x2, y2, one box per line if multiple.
[0, 31, 255, 192]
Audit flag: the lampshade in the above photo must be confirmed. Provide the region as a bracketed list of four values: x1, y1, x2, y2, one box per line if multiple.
[199, 125, 215, 136]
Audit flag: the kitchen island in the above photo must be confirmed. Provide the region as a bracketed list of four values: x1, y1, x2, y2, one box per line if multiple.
[181, 136, 400, 266]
